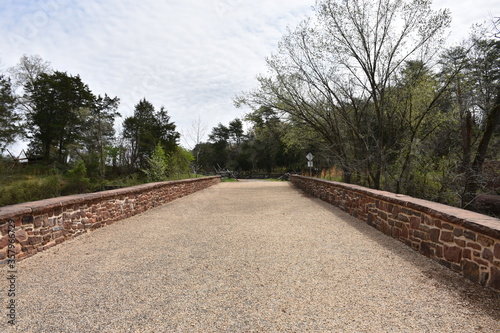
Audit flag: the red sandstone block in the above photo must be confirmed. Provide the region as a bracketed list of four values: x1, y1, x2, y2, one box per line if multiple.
[15, 229, 28, 242]
[482, 248, 494, 263]
[463, 230, 477, 241]
[410, 216, 420, 229]
[490, 267, 500, 290]
[440, 231, 454, 243]
[392, 204, 401, 218]
[34, 216, 43, 228]
[454, 239, 466, 247]
[398, 214, 410, 223]
[463, 248, 472, 260]
[467, 242, 482, 251]
[477, 235, 494, 247]
[424, 215, 433, 226]
[453, 228, 464, 237]
[401, 225, 409, 239]
[442, 223, 454, 230]
[0, 235, 9, 248]
[495, 243, 500, 259]
[444, 245, 462, 263]
[387, 203, 394, 214]
[429, 229, 440, 243]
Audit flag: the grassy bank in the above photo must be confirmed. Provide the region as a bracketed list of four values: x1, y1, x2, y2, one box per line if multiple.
[0, 162, 201, 207]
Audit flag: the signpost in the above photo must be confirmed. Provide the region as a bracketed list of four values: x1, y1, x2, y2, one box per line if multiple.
[306, 153, 314, 176]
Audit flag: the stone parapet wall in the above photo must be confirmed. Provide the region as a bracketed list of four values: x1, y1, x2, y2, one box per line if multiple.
[0, 176, 220, 265]
[290, 175, 500, 292]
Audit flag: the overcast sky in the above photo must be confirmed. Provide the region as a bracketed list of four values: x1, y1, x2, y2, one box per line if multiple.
[1, 0, 498, 151]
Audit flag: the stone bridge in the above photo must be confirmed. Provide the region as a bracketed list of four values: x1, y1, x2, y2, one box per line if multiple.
[0, 177, 499, 332]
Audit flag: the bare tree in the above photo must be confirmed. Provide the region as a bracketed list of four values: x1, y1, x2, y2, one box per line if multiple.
[237, 0, 451, 188]
[8, 54, 52, 115]
[183, 115, 208, 174]
[184, 115, 208, 151]
[8, 54, 52, 89]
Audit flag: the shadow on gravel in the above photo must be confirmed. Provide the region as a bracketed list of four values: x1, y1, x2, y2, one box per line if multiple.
[291, 184, 500, 322]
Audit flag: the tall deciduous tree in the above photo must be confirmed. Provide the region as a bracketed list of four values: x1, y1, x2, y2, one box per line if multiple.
[25, 71, 94, 163]
[0, 74, 20, 152]
[237, 0, 451, 188]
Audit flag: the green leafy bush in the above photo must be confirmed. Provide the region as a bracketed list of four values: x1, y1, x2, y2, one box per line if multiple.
[143, 142, 168, 182]
[61, 160, 90, 195]
[167, 146, 194, 179]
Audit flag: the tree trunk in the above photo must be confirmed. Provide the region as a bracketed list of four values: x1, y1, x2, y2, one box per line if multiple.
[462, 87, 500, 209]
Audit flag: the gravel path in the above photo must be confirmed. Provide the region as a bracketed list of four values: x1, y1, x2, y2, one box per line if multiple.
[1, 181, 499, 332]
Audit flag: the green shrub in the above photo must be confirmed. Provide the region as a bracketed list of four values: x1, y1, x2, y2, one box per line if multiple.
[168, 146, 194, 178]
[143, 142, 169, 182]
[61, 160, 90, 195]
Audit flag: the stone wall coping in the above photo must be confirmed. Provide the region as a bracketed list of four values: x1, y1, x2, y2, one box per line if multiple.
[292, 175, 500, 239]
[0, 176, 221, 220]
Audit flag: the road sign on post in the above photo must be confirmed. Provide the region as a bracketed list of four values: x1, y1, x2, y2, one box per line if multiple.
[306, 153, 314, 176]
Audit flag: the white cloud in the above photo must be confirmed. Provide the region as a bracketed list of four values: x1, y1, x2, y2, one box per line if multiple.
[1, 0, 498, 152]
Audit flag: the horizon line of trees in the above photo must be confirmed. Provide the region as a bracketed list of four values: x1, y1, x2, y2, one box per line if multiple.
[0, 54, 192, 186]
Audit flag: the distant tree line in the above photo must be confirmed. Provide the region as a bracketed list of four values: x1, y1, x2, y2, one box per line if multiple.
[192, 109, 310, 175]
[0, 54, 191, 191]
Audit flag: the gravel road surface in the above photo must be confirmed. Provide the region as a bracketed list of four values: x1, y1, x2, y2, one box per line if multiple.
[1, 181, 499, 332]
